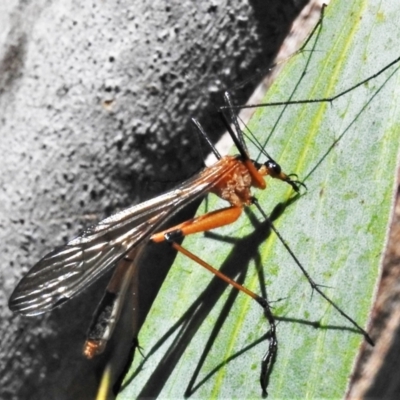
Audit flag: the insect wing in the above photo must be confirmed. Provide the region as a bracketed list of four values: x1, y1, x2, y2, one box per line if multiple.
[9, 161, 235, 316]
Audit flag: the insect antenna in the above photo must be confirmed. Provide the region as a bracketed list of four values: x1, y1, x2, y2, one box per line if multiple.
[234, 112, 276, 164]
[222, 91, 248, 153]
[191, 118, 221, 160]
[217, 93, 251, 162]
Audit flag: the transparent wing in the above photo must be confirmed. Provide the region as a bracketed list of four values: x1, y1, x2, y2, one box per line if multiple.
[9, 160, 236, 316]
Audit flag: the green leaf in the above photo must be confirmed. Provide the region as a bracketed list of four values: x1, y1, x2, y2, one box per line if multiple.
[118, 1, 400, 398]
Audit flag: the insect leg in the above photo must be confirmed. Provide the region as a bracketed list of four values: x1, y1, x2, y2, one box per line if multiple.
[170, 241, 264, 306]
[151, 205, 267, 302]
[253, 199, 374, 346]
[151, 206, 278, 394]
[228, 54, 400, 111]
[260, 299, 277, 396]
[170, 241, 277, 396]
[151, 206, 242, 243]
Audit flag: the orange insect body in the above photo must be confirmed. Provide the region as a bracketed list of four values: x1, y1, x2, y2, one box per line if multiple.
[211, 155, 257, 206]
[7, 100, 305, 396]
[151, 154, 282, 243]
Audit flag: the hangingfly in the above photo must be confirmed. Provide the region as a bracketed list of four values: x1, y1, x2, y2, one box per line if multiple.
[8, 93, 371, 395]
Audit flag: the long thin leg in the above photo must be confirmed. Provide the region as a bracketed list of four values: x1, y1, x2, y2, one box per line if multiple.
[253, 199, 374, 346]
[151, 206, 242, 243]
[260, 300, 277, 397]
[151, 201, 282, 393]
[171, 242, 266, 307]
[170, 241, 277, 396]
[229, 55, 400, 111]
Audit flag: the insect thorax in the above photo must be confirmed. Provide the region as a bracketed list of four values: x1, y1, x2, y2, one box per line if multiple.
[211, 156, 253, 207]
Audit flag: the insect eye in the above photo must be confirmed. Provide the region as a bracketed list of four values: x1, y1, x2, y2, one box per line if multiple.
[265, 160, 281, 175]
